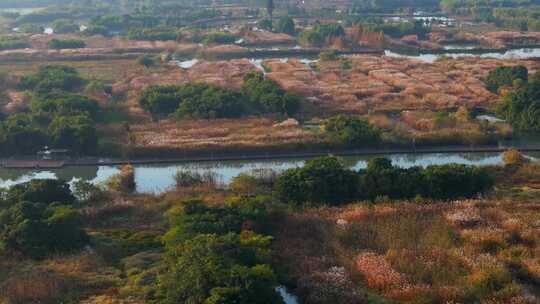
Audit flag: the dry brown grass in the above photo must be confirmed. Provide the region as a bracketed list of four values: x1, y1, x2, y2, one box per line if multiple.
[1, 268, 72, 304]
[272, 193, 540, 303]
[130, 117, 319, 151]
[0, 59, 159, 82]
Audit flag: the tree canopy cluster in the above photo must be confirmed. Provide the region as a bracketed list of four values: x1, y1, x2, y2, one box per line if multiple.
[47, 38, 86, 49]
[0, 179, 88, 259]
[485, 65, 528, 93]
[497, 69, 540, 131]
[138, 71, 300, 118]
[127, 27, 181, 41]
[202, 32, 237, 45]
[51, 19, 80, 34]
[299, 23, 345, 47]
[441, 0, 540, 31]
[276, 156, 493, 205]
[274, 16, 296, 36]
[323, 115, 381, 146]
[158, 198, 283, 304]
[1, 65, 98, 154]
[84, 7, 221, 38]
[0, 36, 30, 51]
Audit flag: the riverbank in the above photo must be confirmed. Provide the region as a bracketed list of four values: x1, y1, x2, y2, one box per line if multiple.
[3, 144, 540, 168]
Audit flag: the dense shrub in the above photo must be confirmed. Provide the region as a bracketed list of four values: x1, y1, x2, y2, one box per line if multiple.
[175, 85, 244, 119]
[5, 179, 75, 206]
[174, 170, 219, 189]
[163, 199, 266, 242]
[298, 30, 324, 46]
[51, 19, 79, 34]
[139, 79, 299, 119]
[18, 23, 44, 34]
[361, 158, 493, 201]
[275, 156, 494, 205]
[486, 65, 528, 93]
[242, 71, 300, 116]
[275, 157, 359, 205]
[497, 70, 540, 130]
[202, 32, 236, 45]
[127, 27, 181, 41]
[159, 198, 282, 303]
[274, 16, 296, 35]
[31, 92, 99, 119]
[0, 113, 48, 154]
[106, 165, 136, 193]
[299, 23, 344, 46]
[136, 54, 155, 67]
[377, 20, 429, 38]
[138, 85, 186, 115]
[47, 39, 86, 49]
[19, 64, 84, 93]
[323, 115, 381, 146]
[159, 233, 281, 304]
[48, 114, 98, 153]
[3, 68, 99, 154]
[0, 179, 86, 259]
[0, 201, 88, 258]
[0, 36, 30, 50]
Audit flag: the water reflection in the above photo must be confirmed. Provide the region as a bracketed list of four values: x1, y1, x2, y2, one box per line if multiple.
[0, 152, 519, 193]
[385, 48, 540, 63]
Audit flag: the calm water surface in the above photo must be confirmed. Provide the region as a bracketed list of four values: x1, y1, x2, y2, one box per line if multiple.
[1, 152, 538, 193]
[385, 48, 540, 63]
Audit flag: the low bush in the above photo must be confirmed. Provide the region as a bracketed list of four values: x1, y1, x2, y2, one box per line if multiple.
[127, 27, 181, 41]
[485, 65, 528, 93]
[0, 201, 88, 258]
[275, 156, 494, 205]
[174, 170, 219, 189]
[106, 165, 136, 193]
[202, 32, 236, 45]
[158, 198, 282, 303]
[323, 115, 381, 146]
[0, 36, 30, 50]
[51, 19, 79, 34]
[47, 39, 86, 49]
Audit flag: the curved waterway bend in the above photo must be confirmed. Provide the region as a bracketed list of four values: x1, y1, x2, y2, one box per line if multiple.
[1, 151, 538, 193]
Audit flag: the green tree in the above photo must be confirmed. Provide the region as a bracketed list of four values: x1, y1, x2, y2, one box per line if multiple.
[159, 198, 282, 304]
[175, 85, 245, 119]
[159, 232, 282, 304]
[324, 115, 381, 146]
[486, 65, 528, 93]
[137, 54, 155, 67]
[47, 39, 86, 49]
[2, 113, 47, 154]
[31, 92, 99, 120]
[497, 70, 540, 130]
[275, 156, 359, 205]
[48, 114, 98, 153]
[275, 17, 295, 35]
[0, 201, 87, 259]
[6, 179, 75, 206]
[138, 85, 184, 115]
[51, 19, 80, 34]
[19, 23, 44, 34]
[19, 64, 83, 93]
[242, 71, 300, 116]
